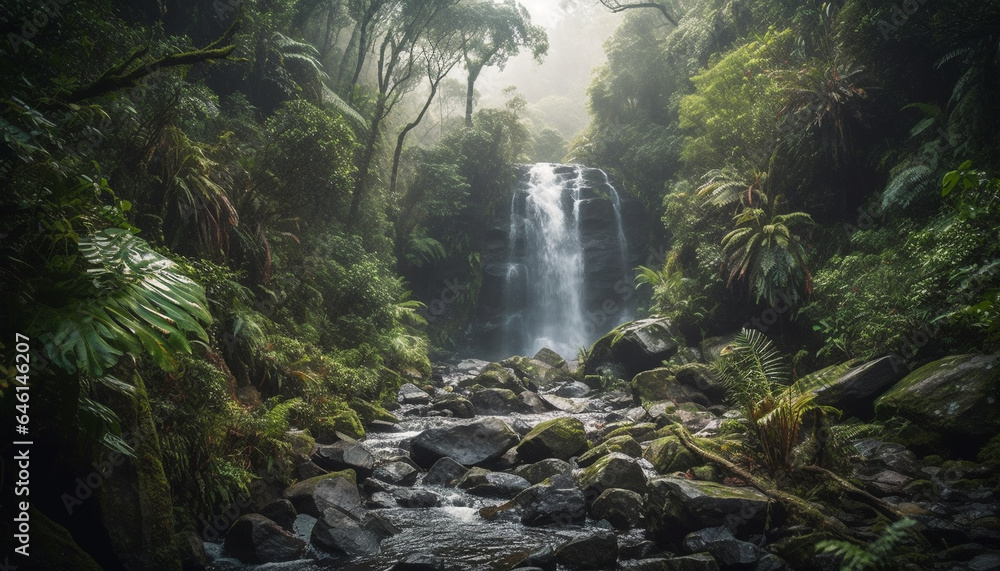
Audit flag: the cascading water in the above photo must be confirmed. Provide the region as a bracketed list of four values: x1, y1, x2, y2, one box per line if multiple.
[502, 163, 631, 359]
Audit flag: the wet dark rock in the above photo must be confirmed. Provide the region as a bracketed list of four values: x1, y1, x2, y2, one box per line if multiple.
[556, 381, 592, 398]
[423, 457, 468, 487]
[312, 441, 375, 479]
[256, 499, 296, 533]
[456, 467, 531, 498]
[513, 458, 574, 484]
[224, 514, 305, 563]
[297, 461, 328, 480]
[554, 529, 619, 569]
[810, 356, 905, 418]
[410, 417, 519, 468]
[176, 530, 207, 571]
[576, 453, 648, 497]
[620, 555, 721, 571]
[429, 394, 476, 418]
[645, 477, 773, 539]
[392, 487, 441, 508]
[283, 471, 363, 519]
[682, 527, 786, 570]
[632, 368, 710, 407]
[469, 387, 525, 414]
[501, 355, 574, 389]
[518, 390, 551, 413]
[459, 363, 527, 392]
[310, 507, 381, 557]
[516, 417, 589, 462]
[590, 488, 644, 529]
[540, 393, 591, 413]
[368, 420, 403, 433]
[584, 317, 681, 381]
[362, 511, 401, 541]
[398, 383, 432, 405]
[515, 483, 588, 526]
[643, 435, 699, 475]
[372, 461, 419, 486]
[391, 553, 446, 570]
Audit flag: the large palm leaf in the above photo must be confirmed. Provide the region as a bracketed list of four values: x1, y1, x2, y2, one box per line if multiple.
[37, 227, 212, 376]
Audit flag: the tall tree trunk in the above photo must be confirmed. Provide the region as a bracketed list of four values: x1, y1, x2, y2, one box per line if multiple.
[465, 65, 482, 127]
[348, 97, 387, 228]
[336, 23, 361, 88]
[389, 79, 441, 196]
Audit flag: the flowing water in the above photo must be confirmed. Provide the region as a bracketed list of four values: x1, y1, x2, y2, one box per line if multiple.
[503, 163, 630, 360]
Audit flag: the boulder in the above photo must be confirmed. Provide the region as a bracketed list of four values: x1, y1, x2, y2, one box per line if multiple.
[584, 317, 681, 381]
[699, 334, 739, 365]
[590, 488, 644, 529]
[256, 499, 296, 533]
[576, 453, 648, 497]
[392, 488, 442, 508]
[310, 507, 381, 557]
[645, 477, 773, 539]
[455, 467, 531, 498]
[429, 394, 476, 418]
[634, 554, 721, 571]
[875, 354, 1000, 442]
[644, 436, 700, 475]
[540, 393, 591, 413]
[176, 530, 207, 571]
[808, 356, 905, 418]
[517, 417, 590, 462]
[577, 435, 642, 468]
[515, 483, 588, 526]
[513, 458, 574, 485]
[410, 417, 519, 468]
[391, 553, 446, 570]
[469, 387, 525, 414]
[458, 363, 526, 392]
[282, 471, 363, 519]
[519, 390, 551, 413]
[556, 381, 592, 398]
[313, 408, 365, 442]
[604, 422, 658, 443]
[312, 441, 375, 479]
[554, 529, 619, 570]
[224, 514, 305, 563]
[501, 355, 574, 389]
[423, 457, 468, 487]
[534, 347, 569, 369]
[372, 461, 419, 486]
[682, 527, 779, 569]
[632, 368, 710, 407]
[398, 383, 432, 405]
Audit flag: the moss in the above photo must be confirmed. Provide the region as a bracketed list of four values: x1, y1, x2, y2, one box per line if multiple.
[98, 373, 182, 571]
[313, 406, 365, 440]
[604, 422, 658, 442]
[349, 399, 399, 425]
[26, 505, 104, 571]
[516, 417, 589, 462]
[286, 469, 357, 491]
[577, 435, 642, 467]
[643, 435, 700, 474]
[282, 429, 316, 456]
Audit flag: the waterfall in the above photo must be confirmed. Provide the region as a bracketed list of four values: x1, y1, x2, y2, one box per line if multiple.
[502, 163, 631, 360]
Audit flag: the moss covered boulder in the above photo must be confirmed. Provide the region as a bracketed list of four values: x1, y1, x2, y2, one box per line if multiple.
[808, 356, 904, 419]
[631, 368, 710, 407]
[312, 406, 365, 442]
[645, 477, 774, 539]
[603, 422, 658, 443]
[349, 399, 400, 425]
[282, 470, 359, 518]
[875, 354, 1000, 441]
[577, 435, 642, 467]
[533, 347, 568, 370]
[643, 435, 700, 474]
[458, 363, 526, 392]
[500, 355, 574, 389]
[20, 505, 104, 571]
[576, 453, 648, 496]
[516, 417, 589, 462]
[583, 317, 681, 381]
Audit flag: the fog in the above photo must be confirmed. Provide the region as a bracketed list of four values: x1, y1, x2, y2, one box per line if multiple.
[477, 0, 625, 141]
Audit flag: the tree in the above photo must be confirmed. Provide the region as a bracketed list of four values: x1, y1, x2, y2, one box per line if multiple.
[348, 0, 458, 226]
[458, 0, 548, 126]
[598, 0, 678, 26]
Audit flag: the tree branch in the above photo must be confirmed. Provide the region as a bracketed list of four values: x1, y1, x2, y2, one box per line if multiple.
[599, 1, 678, 26]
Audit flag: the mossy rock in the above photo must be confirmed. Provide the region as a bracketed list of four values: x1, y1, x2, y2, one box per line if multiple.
[313, 407, 365, 442]
[349, 399, 399, 425]
[16, 505, 104, 571]
[643, 435, 700, 474]
[281, 429, 316, 457]
[516, 417, 589, 462]
[533, 347, 568, 370]
[583, 317, 681, 381]
[459, 363, 526, 392]
[875, 354, 1000, 441]
[631, 367, 710, 407]
[500, 355, 573, 389]
[603, 422, 658, 443]
[577, 435, 642, 467]
[96, 372, 181, 571]
[576, 453, 648, 496]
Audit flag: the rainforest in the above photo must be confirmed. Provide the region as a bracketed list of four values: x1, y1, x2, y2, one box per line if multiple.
[1, 0, 999, 570]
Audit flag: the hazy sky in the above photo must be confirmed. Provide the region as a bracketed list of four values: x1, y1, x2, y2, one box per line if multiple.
[477, 0, 624, 136]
